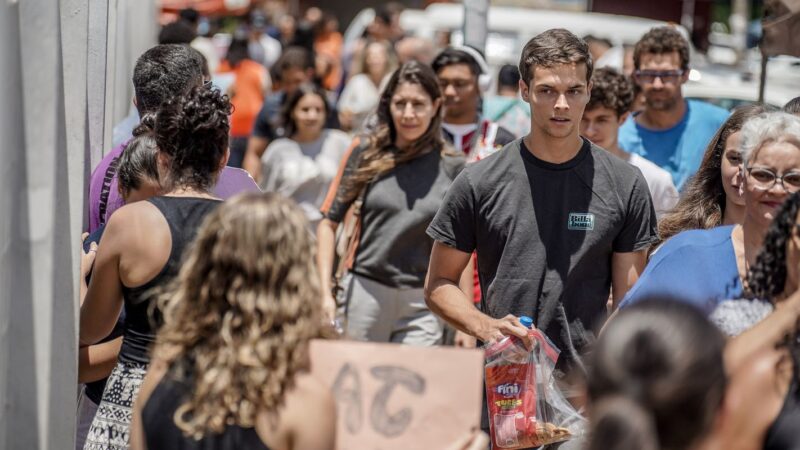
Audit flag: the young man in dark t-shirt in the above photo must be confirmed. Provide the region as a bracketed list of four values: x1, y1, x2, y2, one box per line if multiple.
[425, 29, 657, 384]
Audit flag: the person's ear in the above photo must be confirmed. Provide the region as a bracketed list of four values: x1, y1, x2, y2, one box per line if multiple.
[618, 111, 630, 126]
[519, 79, 530, 103]
[132, 95, 138, 108]
[680, 67, 690, 84]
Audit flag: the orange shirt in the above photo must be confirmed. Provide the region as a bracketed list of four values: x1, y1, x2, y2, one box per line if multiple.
[218, 59, 266, 137]
[315, 32, 343, 91]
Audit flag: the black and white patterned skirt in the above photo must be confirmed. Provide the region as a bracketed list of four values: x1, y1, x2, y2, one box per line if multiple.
[83, 360, 148, 450]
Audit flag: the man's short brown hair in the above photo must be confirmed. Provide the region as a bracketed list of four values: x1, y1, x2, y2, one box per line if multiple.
[518, 28, 593, 86]
[587, 67, 635, 118]
[633, 26, 690, 71]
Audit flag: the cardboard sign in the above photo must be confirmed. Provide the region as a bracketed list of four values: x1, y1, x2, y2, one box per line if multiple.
[310, 340, 483, 450]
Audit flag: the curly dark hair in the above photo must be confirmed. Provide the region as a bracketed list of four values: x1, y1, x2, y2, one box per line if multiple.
[747, 191, 800, 300]
[154, 85, 232, 192]
[519, 28, 592, 86]
[633, 27, 690, 71]
[132, 44, 205, 116]
[655, 103, 773, 248]
[587, 67, 635, 118]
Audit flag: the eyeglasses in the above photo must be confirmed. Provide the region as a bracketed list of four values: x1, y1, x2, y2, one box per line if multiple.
[746, 166, 800, 193]
[203, 79, 213, 88]
[633, 70, 684, 84]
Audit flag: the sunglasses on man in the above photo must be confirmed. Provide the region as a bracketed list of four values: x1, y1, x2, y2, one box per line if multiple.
[633, 70, 685, 84]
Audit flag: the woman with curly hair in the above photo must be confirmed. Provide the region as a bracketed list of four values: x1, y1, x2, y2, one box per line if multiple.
[79, 85, 230, 449]
[620, 111, 800, 313]
[655, 103, 772, 246]
[129, 193, 335, 450]
[707, 190, 800, 449]
[317, 61, 464, 344]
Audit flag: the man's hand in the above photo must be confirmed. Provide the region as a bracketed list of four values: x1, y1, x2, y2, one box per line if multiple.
[474, 314, 533, 349]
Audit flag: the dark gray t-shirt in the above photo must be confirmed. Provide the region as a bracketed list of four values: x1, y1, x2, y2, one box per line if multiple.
[325, 145, 465, 288]
[427, 138, 657, 366]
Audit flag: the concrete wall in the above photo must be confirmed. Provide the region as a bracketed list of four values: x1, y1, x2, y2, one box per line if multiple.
[0, 1, 155, 448]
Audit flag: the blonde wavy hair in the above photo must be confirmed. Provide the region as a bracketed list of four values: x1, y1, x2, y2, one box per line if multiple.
[152, 192, 322, 439]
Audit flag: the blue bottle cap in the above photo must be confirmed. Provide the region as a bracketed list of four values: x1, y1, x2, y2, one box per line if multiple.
[519, 316, 534, 329]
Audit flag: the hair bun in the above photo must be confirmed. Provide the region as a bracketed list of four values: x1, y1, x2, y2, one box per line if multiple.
[588, 396, 658, 450]
[133, 113, 156, 137]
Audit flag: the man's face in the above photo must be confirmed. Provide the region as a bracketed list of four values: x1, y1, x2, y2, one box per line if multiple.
[281, 67, 312, 96]
[437, 63, 479, 120]
[581, 106, 625, 151]
[521, 63, 591, 139]
[634, 51, 688, 111]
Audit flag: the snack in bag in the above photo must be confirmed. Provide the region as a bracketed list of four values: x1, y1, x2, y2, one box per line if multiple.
[484, 316, 586, 449]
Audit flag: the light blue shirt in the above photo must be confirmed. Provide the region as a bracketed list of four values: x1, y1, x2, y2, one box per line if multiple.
[619, 225, 743, 314]
[618, 99, 729, 190]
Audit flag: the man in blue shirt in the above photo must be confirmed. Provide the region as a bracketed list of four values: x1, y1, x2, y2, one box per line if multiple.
[619, 27, 729, 190]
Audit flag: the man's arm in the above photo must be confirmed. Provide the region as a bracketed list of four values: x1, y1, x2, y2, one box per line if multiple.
[242, 136, 269, 183]
[610, 250, 647, 310]
[425, 241, 530, 345]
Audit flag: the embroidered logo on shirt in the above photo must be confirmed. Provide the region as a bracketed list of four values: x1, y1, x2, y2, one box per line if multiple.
[568, 213, 595, 231]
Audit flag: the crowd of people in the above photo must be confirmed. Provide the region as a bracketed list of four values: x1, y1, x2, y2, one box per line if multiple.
[74, 5, 800, 450]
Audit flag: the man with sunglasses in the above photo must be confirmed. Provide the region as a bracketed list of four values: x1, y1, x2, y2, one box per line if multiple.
[619, 26, 729, 190]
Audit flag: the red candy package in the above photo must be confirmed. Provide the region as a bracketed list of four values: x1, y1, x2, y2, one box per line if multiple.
[484, 321, 585, 449]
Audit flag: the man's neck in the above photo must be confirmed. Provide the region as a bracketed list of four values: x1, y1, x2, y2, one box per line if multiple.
[637, 98, 687, 130]
[525, 132, 584, 164]
[444, 111, 478, 125]
[605, 142, 629, 161]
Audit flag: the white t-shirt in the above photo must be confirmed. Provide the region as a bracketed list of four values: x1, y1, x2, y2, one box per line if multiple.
[260, 129, 351, 227]
[627, 153, 679, 218]
[441, 122, 478, 152]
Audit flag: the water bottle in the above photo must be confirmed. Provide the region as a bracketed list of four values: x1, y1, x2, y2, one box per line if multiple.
[486, 316, 534, 364]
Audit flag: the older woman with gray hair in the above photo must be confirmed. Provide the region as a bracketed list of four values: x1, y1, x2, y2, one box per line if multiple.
[618, 111, 800, 314]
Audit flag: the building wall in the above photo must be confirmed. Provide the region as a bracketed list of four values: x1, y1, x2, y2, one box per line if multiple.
[0, 1, 155, 448]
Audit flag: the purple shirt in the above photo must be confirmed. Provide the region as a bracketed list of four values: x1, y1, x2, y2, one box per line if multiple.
[87, 143, 261, 233]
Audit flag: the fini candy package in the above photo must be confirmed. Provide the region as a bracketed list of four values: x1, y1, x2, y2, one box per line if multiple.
[483, 317, 586, 449]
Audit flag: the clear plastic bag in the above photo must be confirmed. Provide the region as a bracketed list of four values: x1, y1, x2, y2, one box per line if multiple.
[484, 327, 586, 449]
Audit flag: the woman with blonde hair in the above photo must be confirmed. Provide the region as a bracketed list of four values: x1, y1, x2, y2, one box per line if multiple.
[337, 39, 399, 132]
[130, 193, 335, 450]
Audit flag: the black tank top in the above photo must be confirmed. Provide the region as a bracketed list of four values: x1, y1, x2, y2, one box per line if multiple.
[142, 372, 271, 450]
[119, 197, 221, 365]
[764, 348, 800, 450]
